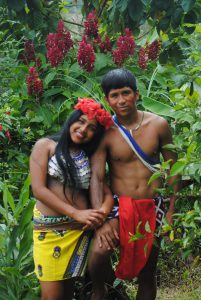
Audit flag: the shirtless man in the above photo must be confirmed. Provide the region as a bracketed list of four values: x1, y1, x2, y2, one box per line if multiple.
[88, 69, 179, 300]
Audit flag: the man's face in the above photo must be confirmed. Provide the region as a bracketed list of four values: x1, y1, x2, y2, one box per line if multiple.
[107, 87, 138, 116]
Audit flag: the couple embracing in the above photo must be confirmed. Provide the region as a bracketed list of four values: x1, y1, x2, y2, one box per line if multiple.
[30, 69, 179, 300]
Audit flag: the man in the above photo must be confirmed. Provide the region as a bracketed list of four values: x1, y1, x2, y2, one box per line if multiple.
[88, 69, 179, 300]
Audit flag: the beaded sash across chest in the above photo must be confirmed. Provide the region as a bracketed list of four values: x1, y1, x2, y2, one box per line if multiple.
[112, 115, 161, 173]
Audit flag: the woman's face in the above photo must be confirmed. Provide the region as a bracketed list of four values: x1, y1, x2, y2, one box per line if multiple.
[70, 114, 98, 145]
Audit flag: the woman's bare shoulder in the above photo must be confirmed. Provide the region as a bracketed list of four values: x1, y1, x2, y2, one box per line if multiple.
[31, 138, 56, 156]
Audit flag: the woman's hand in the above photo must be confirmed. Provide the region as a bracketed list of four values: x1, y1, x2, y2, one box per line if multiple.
[72, 208, 106, 229]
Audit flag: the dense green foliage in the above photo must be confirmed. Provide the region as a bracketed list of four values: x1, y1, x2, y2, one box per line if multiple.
[0, 1, 201, 299]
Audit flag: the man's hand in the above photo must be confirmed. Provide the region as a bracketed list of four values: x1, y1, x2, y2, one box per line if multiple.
[95, 218, 119, 250]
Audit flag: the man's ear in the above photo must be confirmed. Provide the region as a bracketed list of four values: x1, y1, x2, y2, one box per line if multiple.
[135, 90, 139, 101]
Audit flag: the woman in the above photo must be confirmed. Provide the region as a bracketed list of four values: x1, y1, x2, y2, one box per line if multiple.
[30, 98, 113, 300]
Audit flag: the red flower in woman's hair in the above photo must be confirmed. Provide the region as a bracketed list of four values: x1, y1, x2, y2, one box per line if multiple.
[77, 39, 95, 72]
[84, 10, 99, 38]
[75, 98, 113, 129]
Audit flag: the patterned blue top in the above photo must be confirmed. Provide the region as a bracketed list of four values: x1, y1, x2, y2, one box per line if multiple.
[47, 150, 91, 189]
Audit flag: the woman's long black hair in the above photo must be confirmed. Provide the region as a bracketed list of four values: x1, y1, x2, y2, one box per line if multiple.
[50, 110, 105, 190]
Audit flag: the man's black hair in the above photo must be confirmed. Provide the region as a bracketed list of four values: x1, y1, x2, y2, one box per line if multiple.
[101, 68, 137, 97]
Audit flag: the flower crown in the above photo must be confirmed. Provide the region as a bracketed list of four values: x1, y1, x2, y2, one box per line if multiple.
[74, 98, 113, 129]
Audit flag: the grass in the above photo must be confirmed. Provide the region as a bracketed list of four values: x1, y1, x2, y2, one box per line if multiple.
[157, 287, 201, 300]
[123, 260, 201, 300]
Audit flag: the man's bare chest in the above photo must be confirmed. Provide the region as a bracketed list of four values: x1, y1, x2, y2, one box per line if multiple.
[108, 129, 160, 163]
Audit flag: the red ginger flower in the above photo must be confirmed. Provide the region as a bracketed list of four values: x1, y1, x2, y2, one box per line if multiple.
[46, 20, 73, 67]
[77, 38, 95, 72]
[148, 40, 161, 60]
[84, 10, 99, 38]
[27, 67, 43, 96]
[5, 130, 11, 141]
[75, 98, 113, 129]
[112, 28, 135, 65]
[138, 47, 148, 70]
[0, 124, 3, 131]
[99, 36, 112, 53]
[20, 40, 36, 64]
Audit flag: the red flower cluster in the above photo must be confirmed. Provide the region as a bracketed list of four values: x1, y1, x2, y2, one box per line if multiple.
[77, 38, 95, 72]
[84, 10, 99, 38]
[19, 40, 42, 68]
[75, 98, 113, 129]
[5, 130, 11, 141]
[27, 67, 43, 96]
[99, 35, 112, 53]
[20, 40, 36, 64]
[92, 35, 112, 53]
[138, 40, 161, 69]
[148, 40, 161, 60]
[138, 47, 147, 70]
[0, 124, 12, 141]
[46, 20, 73, 67]
[112, 28, 136, 65]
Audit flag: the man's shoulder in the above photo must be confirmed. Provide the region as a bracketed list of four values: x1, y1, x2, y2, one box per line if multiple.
[144, 111, 168, 126]
[104, 125, 118, 138]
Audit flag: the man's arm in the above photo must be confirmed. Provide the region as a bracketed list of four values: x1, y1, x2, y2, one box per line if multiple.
[159, 118, 180, 224]
[90, 134, 119, 249]
[90, 136, 108, 209]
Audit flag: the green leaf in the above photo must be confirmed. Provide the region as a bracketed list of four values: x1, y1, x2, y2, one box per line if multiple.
[69, 62, 83, 78]
[94, 53, 111, 72]
[0, 205, 8, 223]
[44, 71, 57, 87]
[158, 17, 171, 32]
[16, 224, 33, 267]
[170, 161, 185, 176]
[30, 116, 44, 123]
[142, 96, 173, 117]
[162, 144, 177, 151]
[128, 0, 144, 22]
[43, 87, 64, 98]
[7, 0, 25, 12]
[183, 10, 197, 33]
[18, 199, 35, 235]
[181, 0, 196, 12]
[171, 7, 183, 28]
[148, 172, 161, 185]
[169, 230, 174, 241]
[14, 176, 31, 219]
[3, 185, 15, 213]
[116, 0, 128, 12]
[37, 105, 54, 127]
[145, 221, 151, 233]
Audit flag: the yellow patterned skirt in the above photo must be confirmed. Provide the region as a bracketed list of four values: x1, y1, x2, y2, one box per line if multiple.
[33, 206, 92, 281]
